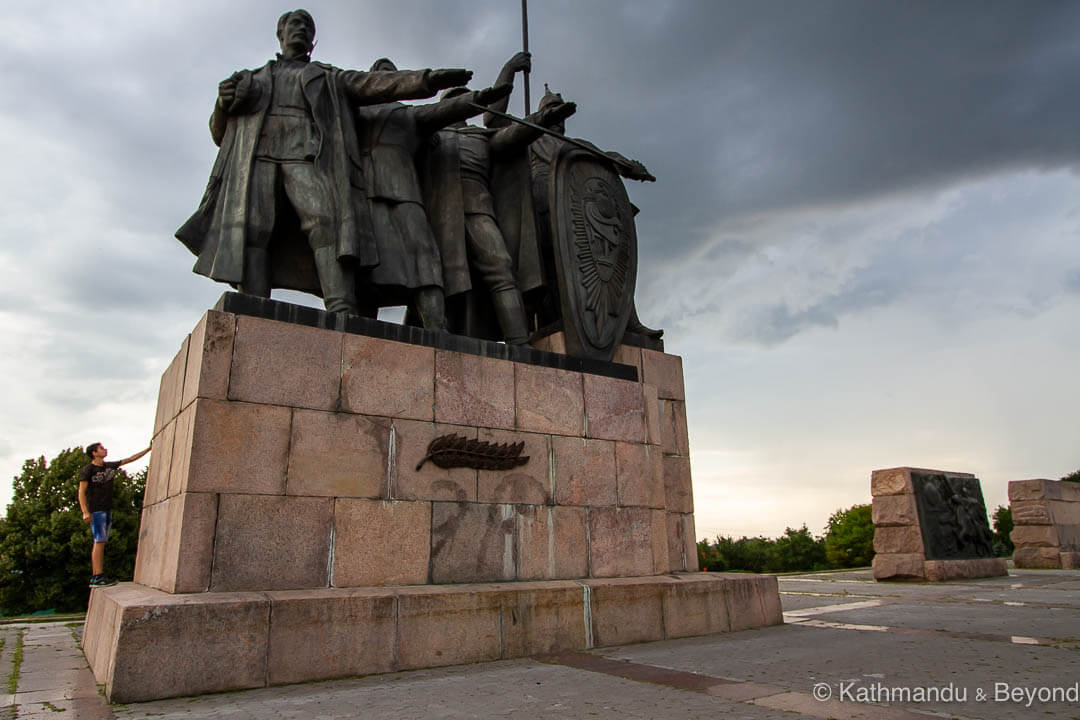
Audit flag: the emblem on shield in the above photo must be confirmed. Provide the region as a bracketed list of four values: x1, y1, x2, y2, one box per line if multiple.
[548, 146, 637, 362]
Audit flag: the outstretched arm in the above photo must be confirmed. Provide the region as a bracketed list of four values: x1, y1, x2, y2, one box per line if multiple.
[491, 100, 576, 152]
[414, 83, 513, 135]
[342, 67, 473, 106]
[118, 447, 150, 466]
[483, 52, 531, 128]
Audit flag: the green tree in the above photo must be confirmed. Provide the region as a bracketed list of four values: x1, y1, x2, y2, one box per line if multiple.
[1061, 469, 1080, 482]
[769, 525, 828, 572]
[0, 448, 145, 615]
[824, 504, 874, 568]
[991, 505, 1013, 557]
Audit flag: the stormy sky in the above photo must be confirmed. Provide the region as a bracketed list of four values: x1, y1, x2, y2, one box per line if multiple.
[2, 1, 1078, 539]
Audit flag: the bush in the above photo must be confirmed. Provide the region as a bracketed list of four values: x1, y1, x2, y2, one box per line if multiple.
[824, 504, 874, 568]
[0, 448, 144, 615]
[1062, 469, 1080, 483]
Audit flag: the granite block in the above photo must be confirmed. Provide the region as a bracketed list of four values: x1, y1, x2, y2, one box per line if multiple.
[923, 557, 1007, 581]
[641, 349, 684, 401]
[507, 506, 590, 581]
[514, 363, 584, 436]
[500, 583, 588, 657]
[477, 428, 551, 505]
[683, 514, 699, 571]
[872, 553, 926, 580]
[434, 350, 515, 429]
[662, 455, 694, 513]
[228, 315, 343, 411]
[1011, 524, 1060, 548]
[185, 398, 291, 495]
[1008, 478, 1061, 502]
[583, 374, 646, 443]
[643, 384, 661, 446]
[332, 499, 430, 587]
[1011, 500, 1051, 525]
[396, 586, 503, 669]
[651, 510, 670, 574]
[153, 335, 189, 435]
[588, 506, 655, 577]
[720, 574, 769, 630]
[1048, 499, 1080, 525]
[266, 588, 396, 684]
[430, 502, 516, 583]
[391, 419, 477, 502]
[286, 410, 390, 498]
[585, 577, 665, 647]
[1061, 551, 1080, 569]
[872, 494, 919, 527]
[666, 511, 688, 571]
[167, 402, 195, 498]
[210, 494, 333, 592]
[615, 442, 664, 508]
[870, 468, 912, 496]
[552, 436, 616, 506]
[661, 575, 731, 638]
[104, 586, 270, 703]
[181, 310, 235, 409]
[1012, 546, 1062, 569]
[873, 525, 924, 554]
[341, 335, 434, 421]
[133, 492, 217, 593]
[659, 399, 689, 456]
[531, 331, 566, 355]
[145, 420, 175, 506]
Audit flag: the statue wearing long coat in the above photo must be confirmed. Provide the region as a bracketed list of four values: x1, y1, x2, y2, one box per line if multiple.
[176, 61, 439, 297]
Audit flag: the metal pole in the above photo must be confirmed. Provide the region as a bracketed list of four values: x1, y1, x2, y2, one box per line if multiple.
[521, 0, 531, 115]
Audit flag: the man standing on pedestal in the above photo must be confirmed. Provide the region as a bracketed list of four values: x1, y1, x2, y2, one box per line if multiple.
[176, 9, 472, 314]
[78, 443, 149, 588]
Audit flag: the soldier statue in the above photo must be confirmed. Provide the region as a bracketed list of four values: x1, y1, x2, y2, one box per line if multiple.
[176, 9, 472, 315]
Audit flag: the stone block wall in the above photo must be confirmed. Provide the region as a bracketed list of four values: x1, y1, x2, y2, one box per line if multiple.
[1009, 479, 1080, 569]
[870, 467, 1007, 581]
[135, 310, 697, 594]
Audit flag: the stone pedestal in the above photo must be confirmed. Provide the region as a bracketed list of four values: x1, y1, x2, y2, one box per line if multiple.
[1010, 479, 1080, 569]
[871, 467, 1007, 581]
[82, 294, 781, 702]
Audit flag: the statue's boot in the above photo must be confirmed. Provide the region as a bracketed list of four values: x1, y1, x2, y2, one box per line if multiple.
[627, 305, 663, 340]
[414, 286, 448, 332]
[491, 287, 530, 345]
[313, 246, 358, 315]
[237, 248, 271, 298]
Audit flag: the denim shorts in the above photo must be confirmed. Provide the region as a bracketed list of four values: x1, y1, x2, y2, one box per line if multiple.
[90, 511, 112, 543]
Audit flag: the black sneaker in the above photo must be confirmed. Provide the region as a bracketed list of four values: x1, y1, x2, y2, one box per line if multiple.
[89, 575, 117, 588]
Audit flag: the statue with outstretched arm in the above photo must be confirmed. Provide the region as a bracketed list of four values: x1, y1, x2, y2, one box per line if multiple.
[175, 9, 473, 315]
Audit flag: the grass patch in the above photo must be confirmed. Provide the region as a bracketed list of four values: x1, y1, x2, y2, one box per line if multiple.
[7, 630, 23, 694]
[41, 700, 65, 712]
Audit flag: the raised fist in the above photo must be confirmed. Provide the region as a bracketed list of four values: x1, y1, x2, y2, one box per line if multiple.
[429, 68, 473, 91]
[504, 51, 531, 75]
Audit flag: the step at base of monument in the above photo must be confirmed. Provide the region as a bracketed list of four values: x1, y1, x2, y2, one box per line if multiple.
[873, 555, 1008, 581]
[82, 573, 781, 703]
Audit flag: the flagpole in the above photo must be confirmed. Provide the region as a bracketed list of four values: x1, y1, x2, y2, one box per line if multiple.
[521, 0, 531, 114]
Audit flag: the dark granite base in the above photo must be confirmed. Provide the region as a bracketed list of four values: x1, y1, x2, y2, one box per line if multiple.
[214, 292, 638, 381]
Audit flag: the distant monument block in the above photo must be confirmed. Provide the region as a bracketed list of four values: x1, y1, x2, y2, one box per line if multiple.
[1009, 479, 1080, 569]
[871, 467, 1007, 581]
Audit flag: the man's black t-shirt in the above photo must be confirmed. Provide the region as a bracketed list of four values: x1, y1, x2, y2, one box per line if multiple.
[79, 461, 121, 512]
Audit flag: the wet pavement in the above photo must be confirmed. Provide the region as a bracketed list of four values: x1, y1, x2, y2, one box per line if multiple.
[2, 568, 1077, 719]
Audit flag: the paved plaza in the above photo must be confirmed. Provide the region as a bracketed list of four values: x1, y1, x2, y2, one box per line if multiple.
[1, 568, 1077, 719]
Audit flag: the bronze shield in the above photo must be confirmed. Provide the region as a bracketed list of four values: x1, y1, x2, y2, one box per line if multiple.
[548, 145, 638, 362]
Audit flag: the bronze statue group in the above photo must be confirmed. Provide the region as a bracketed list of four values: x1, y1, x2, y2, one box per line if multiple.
[177, 9, 656, 355]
